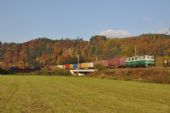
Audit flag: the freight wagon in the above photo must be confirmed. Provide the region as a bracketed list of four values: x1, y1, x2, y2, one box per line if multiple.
[108, 58, 125, 68]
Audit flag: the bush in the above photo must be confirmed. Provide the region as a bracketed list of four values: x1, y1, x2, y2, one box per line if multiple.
[0, 68, 10, 74]
[35, 68, 70, 76]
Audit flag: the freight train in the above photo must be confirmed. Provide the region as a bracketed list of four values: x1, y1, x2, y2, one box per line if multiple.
[56, 55, 155, 70]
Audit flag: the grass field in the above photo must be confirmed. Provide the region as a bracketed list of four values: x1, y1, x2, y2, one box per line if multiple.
[0, 75, 170, 113]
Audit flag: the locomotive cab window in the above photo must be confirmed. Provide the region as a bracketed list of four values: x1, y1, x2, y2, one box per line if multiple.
[128, 58, 130, 61]
[127, 58, 130, 61]
[151, 56, 154, 59]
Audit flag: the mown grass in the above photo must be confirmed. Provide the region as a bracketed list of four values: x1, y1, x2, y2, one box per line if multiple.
[0, 75, 170, 113]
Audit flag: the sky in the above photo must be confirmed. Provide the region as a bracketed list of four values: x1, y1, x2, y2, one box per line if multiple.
[0, 0, 170, 43]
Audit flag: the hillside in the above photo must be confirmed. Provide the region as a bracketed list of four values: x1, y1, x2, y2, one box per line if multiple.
[0, 34, 170, 68]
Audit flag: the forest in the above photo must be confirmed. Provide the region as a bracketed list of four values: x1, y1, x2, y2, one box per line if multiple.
[0, 34, 170, 68]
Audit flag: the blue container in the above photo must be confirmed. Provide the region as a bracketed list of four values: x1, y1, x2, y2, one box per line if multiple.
[73, 64, 78, 69]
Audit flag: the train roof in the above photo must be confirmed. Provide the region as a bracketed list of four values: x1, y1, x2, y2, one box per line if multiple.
[126, 55, 154, 58]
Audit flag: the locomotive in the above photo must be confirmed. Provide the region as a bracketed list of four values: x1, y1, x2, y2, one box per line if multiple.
[56, 55, 155, 70]
[125, 55, 154, 67]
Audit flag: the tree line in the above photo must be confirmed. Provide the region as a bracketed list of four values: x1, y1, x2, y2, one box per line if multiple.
[0, 34, 170, 68]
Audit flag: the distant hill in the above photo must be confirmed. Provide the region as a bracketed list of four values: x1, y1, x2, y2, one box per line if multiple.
[0, 34, 170, 68]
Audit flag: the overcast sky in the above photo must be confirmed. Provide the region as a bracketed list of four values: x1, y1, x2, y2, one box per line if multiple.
[0, 0, 170, 42]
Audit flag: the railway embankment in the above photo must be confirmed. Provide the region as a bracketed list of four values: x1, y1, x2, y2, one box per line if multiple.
[90, 67, 170, 84]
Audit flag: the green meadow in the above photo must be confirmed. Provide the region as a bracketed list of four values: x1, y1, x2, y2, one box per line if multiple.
[0, 75, 170, 113]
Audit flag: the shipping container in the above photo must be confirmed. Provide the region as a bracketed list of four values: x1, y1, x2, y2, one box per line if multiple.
[70, 64, 74, 69]
[78, 64, 82, 69]
[81, 63, 88, 68]
[64, 64, 70, 70]
[87, 62, 94, 68]
[73, 64, 78, 69]
[57, 65, 64, 69]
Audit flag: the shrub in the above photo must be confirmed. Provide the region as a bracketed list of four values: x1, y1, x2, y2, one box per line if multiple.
[0, 68, 10, 74]
[35, 68, 70, 76]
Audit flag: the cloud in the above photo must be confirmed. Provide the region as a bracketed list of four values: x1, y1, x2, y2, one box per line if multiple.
[99, 29, 131, 38]
[157, 28, 170, 35]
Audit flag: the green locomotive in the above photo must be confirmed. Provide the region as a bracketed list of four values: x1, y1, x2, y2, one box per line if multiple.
[125, 55, 155, 67]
